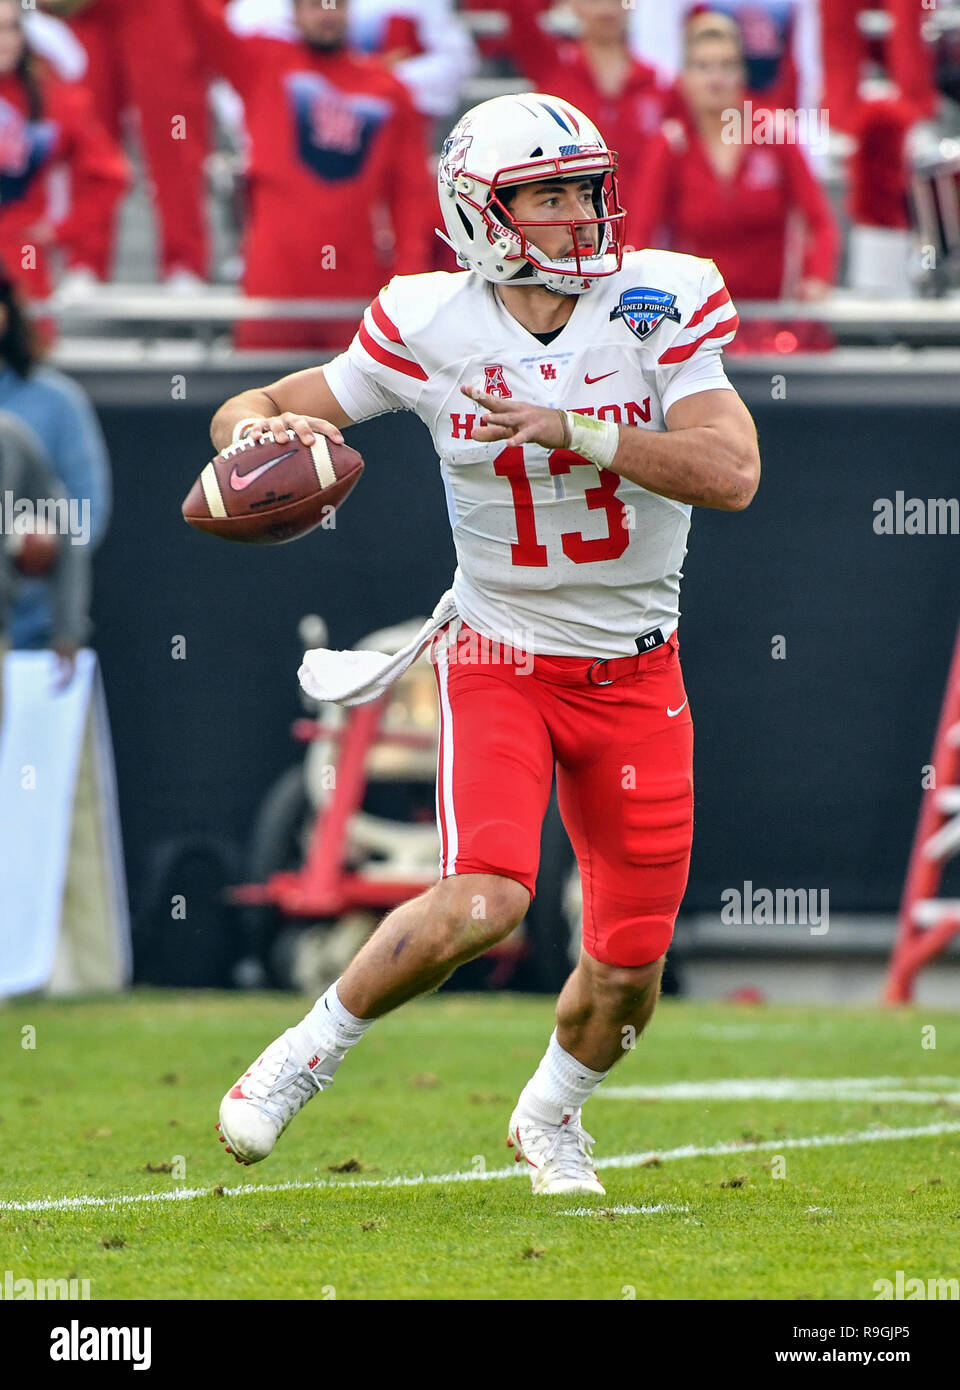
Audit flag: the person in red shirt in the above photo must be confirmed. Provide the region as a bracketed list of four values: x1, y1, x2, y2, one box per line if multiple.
[43, 0, 215, 287]
[0, 0, 127, 325]
[496, 0, 667, 213]
[821, 0, 937, 134]
[195, 0, 434, 350]
[628, 16, 838, 352]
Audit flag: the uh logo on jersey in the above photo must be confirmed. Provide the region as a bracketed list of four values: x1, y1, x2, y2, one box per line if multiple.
[0, 98, 56, 203]
[610, 287, 682, 342]
[286, 72, 391, 182]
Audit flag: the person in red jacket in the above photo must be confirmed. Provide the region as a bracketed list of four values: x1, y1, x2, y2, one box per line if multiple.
[44, 0, 216, 287]
[0, 0, 127, 327]
[495, 0, 667, 214]
[195, 0, 435, 350]
[628, 16, 838, 353]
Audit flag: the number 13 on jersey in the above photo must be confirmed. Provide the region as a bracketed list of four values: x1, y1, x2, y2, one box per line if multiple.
[493, 446, 630, 567]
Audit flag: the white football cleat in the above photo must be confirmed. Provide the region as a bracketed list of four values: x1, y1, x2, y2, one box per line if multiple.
[507, 1104, 606, 1195]
[216, 1028, 330, 1165]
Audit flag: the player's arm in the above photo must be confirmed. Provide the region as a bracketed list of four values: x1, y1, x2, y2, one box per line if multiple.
[210, 368, 354, 455]
[617, 389, 760, 511]
[462, 384, 761, 512]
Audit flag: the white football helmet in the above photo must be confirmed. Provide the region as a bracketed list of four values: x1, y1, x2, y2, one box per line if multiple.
[436, 92, 626, 296]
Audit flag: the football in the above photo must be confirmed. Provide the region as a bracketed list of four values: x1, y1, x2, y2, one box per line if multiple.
[5, 519, 60, 576]
[182, 429, 364, 544]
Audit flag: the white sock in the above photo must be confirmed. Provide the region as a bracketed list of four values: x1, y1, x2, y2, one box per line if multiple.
[519, 1029, 610, 1124]
[297, 979, 374, 1084]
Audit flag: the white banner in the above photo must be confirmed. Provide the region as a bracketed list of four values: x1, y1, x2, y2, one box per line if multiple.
[0, 650, 131, 996]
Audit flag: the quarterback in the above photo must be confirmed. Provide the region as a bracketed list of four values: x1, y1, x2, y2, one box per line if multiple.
[209, 93, 761, 1195]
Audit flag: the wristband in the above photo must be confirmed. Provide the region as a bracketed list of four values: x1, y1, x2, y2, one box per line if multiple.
[232, 417, 264, 444]
[563, 411, 620, 470]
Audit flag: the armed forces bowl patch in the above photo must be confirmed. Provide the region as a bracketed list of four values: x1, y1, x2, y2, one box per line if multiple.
[610, 287, 682, 342]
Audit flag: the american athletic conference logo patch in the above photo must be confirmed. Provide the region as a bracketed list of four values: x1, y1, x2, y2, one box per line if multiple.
[610, 287, 682, 341]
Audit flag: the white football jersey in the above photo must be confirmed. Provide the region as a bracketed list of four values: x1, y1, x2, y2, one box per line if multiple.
[323, 249, 739, 658]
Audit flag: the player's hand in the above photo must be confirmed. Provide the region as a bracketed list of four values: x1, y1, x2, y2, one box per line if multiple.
[50, 640, 78, 692]
[461, 385, 567, 449]
[238, 414, 345, 449]
[798, 278, 830, 302]
[24, 219, 57, 249]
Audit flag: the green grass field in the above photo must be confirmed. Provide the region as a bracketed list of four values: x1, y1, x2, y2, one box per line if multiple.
[2, 991, 959, 1300]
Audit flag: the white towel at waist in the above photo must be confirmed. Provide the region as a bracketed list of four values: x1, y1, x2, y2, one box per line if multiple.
[297, 588, 459, 706]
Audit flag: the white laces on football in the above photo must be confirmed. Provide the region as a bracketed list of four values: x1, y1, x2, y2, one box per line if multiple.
[220, 429, 296, 461]
[220, 435, 259, 460]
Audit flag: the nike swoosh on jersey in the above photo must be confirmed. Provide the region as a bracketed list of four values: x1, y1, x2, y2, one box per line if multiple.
[667, 699, 688, 718]
[584, 371, 618, 385]
[228, 448, 299, 492]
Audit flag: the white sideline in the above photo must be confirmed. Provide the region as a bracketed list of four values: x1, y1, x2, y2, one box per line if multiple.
[559, 1204, 690, 1217]
[2, 1120, 959, 1214]
[599, 1076, 960, 1103]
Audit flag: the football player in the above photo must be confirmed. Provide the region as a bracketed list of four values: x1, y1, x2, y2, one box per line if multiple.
[209, 93, 760, 1194]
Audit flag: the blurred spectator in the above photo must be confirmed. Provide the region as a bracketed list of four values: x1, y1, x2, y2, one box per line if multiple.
[628, 1, 823, 117]
[227, 0, 477, 119]
[0, 409, 89, 699]
[0, 267, 110, 652]
[44, 0, 216, 288]
[0, 0, 127, 323]
[820, 0, 938, 134]
[845, 94, 915, 296]
[22, 8, 88, 82]
[494, 0, 668, 212]
[629, 16, 838, 351]
[196, 0, 435, 350]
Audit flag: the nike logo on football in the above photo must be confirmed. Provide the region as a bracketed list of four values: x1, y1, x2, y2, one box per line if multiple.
[228, 448, 298, 492]
[584, 370, 618, 385]
[667, 699, 688, 718]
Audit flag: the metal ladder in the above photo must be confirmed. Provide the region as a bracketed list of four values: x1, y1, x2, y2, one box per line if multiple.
[885, 624, 960, 1002]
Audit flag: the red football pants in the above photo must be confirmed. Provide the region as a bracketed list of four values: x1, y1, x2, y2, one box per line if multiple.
[431, 622, 694, 968]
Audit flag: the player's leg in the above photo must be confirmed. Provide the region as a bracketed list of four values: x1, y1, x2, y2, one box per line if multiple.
[328, 630, 555, 1018]
[554, 947, 666, 1071]
[217, 631, 554, 1165]
[217, 871, 527, 1166]
[509, 636, 693, 1193]
[335, 872, 529, 1018]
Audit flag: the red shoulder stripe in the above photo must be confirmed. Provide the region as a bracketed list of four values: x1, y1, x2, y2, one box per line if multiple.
[358, 322, 428, 382]
[684, 286, 731, 332]
[371, 294, 405, 346]
[658, 313, 740, 365]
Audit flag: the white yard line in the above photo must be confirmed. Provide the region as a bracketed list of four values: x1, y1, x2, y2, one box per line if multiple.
[2, 1119, 959, 1214]
[599, 1076, 960, 1102]
[559, 1204, 689, 1217]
